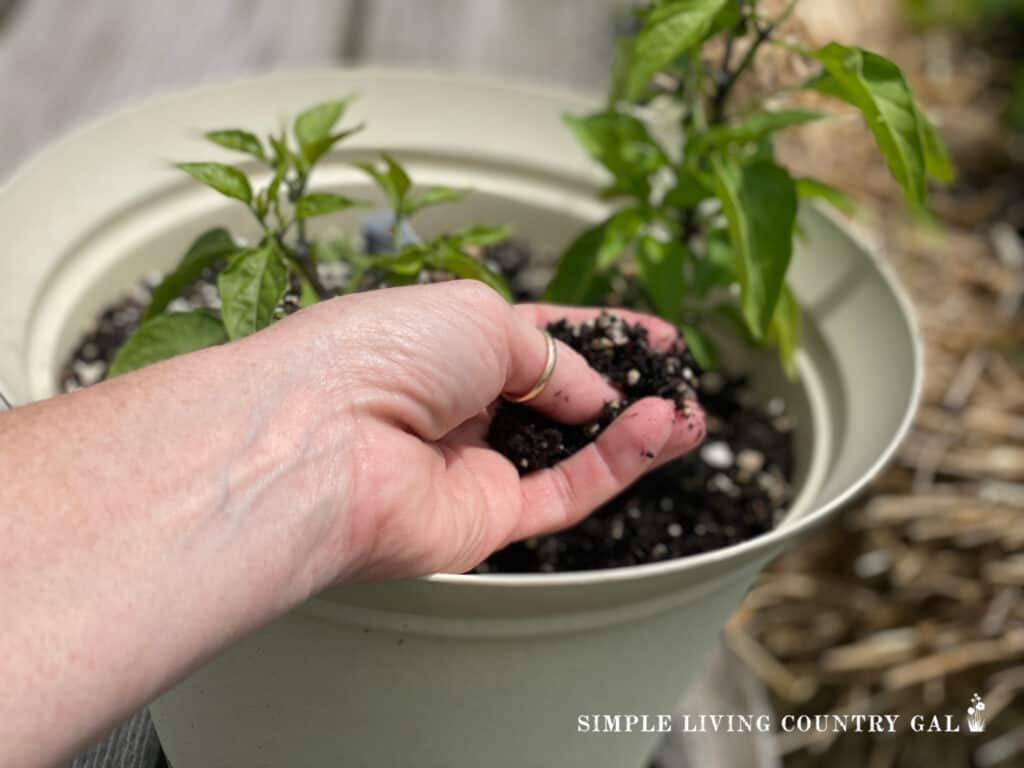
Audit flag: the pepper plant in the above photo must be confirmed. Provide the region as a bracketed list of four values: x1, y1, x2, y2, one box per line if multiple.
[544, 0, 953, 374]
[109, 99, 510, 376]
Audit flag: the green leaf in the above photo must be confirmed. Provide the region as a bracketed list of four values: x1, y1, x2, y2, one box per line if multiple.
[300, 124, 364, 168]
[298, 274, 320, 307]
[608, 35, 637, 107]
[294, 98, 353, 156]
[809, 44, 928, 208]
[597, 207, 645, 268]
[295, 192, 362, 219]
[444, 225, 513, 249]
[565, 111, 667, 199]
[406, 186, 467, 215]
[663, 167, 713, 208]
[108, 310, 228, 378]
[217, 242, 289, 340]
[618, 0, 728, 101]
[367, 245, 425, 278]
[143, 228, 238, 321]
[1011, 67, 1024, 135]
[705, 0, 743, 39]
[680, 324, 719, 370]
[710, 157, 797, 339]
[693, 228, 736, 296]
[204, 130, 266, 161]
[795, 177, 858, 215]
[688, 110, 826, 153]
[917, 108, 955, 183]
[311, 236, 358, 264]
[176, 162, 252, 204]
[266, 159, 287, 204]
[766, 283, 801, 378]
[356, 153, 412, 212]
[382, 154, 412, 203]
[581, 271, 615, 306]
[424, 245, 513, 301]
[636, 235, 686, 323]
[254, 187, 270, 220]
[268, 134, 296, 169]
[543, 222, 608, 304]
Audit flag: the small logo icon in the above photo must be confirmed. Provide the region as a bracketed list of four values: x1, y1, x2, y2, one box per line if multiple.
[966, 693, 986, 733]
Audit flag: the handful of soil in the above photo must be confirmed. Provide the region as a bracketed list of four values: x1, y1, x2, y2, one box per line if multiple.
[487, 313, 701, 473]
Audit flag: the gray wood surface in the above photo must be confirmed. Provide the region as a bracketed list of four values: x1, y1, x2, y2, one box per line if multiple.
[0, 0, 621, 179]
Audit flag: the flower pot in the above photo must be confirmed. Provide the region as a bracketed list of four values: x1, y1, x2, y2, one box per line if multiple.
[0, 70, 921, 768]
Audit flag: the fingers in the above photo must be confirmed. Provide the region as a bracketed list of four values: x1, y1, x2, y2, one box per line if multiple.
[515, 303, 682, 352]
[510, 397, 706, 543]
[502, 312, 619, 425]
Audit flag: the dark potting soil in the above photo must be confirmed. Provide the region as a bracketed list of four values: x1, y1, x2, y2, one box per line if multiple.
[486, 313, 701, 474]
[61, 241, 794, 573]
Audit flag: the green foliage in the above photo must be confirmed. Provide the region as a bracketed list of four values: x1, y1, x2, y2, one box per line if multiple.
[809, 43, 929, 209]
[108, 310, 229, 378]
[356, 153, 411, 211]
[904, 0, 1024, 28]
[356, 154, 468, 219]
[636, 235, 687, 323]
[612, 0, 729, 101]
[143, 228, 238, 321]
[767, 283, 801, 378]
[549, 0, 952, 373]
[176, 162, 252, 204]
[205, 130, 266, 161]
[565, 113, 667, 199]
[218, 242, 290, 340]
[544, 222, 610, 304]
[795, 177, 857, 215]
[293, 98, 363, 168]
[687, 109, 825, 153]
[112, 98, 510, 377]
[295, 192, 362, 220]
[710, 158, 797, 339]
[680, 324, 719, 370]
[1012, 69, 1024, 134]
[422, 244, 512, 301]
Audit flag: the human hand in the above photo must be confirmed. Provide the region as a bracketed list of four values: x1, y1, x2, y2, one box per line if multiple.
[0, 280, 706, 764]
[240, 280, 706, 584]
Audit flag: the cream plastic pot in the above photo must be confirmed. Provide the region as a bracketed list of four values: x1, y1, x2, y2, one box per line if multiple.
[0, 71, 920, 768]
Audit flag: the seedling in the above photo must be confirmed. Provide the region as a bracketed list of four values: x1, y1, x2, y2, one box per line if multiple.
[544, 0, 953, 373]
[109, 99, 510, 376]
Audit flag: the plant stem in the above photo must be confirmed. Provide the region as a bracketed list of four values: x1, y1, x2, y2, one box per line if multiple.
[390, 207, 405, 252]
[710, 0, 799, 125]
[284, 171, 331, 300]
[279, 238, 328, 300]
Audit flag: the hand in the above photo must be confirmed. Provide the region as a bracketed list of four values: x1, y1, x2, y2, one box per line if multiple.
[0, 280, 706, 764]
[243, 280, 707, 583]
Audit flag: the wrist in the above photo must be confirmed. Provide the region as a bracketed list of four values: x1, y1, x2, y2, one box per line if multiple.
[218, 332, 363, 599]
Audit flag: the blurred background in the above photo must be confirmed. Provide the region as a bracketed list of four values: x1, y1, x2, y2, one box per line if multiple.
[1, 1, 1021, 766]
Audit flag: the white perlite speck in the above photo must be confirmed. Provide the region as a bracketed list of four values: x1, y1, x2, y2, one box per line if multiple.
[700, 440, 733, 469]
[736, 449, 765, 474]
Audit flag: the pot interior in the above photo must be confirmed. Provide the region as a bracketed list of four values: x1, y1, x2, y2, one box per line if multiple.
[0, 72, 918, 587]
[20, 149, 831, 535]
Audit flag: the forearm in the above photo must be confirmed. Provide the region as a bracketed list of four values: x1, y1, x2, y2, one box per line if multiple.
[0, 338, 352, 766]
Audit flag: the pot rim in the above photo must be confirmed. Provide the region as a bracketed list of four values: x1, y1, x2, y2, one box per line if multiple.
[0, 67, 924, 588]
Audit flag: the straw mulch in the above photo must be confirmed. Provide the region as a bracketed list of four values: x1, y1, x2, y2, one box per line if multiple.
[719, 3, 1024, 766]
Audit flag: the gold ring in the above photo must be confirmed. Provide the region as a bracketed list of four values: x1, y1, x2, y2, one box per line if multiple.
[504, 331, 557, 403]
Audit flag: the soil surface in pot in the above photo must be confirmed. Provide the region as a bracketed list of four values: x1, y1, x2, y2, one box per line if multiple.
[61, 240, 794, 573]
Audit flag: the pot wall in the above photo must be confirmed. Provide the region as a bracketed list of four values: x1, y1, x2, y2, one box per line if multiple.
[152, 561, 769, 768]
[0, 71, 921, 768]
